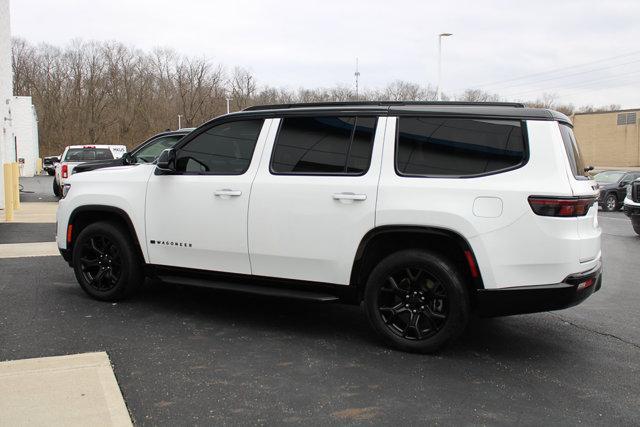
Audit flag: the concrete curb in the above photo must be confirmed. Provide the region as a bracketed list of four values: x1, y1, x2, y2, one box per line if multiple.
[0, 352, 132, 426]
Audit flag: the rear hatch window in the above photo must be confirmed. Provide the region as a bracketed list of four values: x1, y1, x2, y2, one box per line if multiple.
[64, 148, 114, 162]
[559, 124, 588, 180]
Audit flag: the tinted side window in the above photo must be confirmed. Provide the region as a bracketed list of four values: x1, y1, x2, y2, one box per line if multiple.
[271, 116, 376, 174]
[559, 124, 587, 180]
[396, 117, 526, 177]
[175, 120, 263, 174]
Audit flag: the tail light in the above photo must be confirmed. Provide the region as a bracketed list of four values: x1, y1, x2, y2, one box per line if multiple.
[528, 196, 596, 217]
[61, 164, 68, 178]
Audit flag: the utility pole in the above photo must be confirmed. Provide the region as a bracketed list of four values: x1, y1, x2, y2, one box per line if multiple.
[226, 98, 231, 114]
[436, 33, 453, 101]
[354, 58, 361, 100]
[177, 114, 182, 129]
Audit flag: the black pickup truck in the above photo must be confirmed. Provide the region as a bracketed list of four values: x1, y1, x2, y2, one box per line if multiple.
[623, 179, 640, 235]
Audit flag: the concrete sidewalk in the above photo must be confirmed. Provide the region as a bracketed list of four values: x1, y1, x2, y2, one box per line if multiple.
[0, 241, 59, 258]
[0, 352, 132, 426]
[1, 202, 57, 223]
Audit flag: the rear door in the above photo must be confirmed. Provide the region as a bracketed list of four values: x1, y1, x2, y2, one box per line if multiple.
[558, 123, 601, 263]
[248, 115, 385, 285]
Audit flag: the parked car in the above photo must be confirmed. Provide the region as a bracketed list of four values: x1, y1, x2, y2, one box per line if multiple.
[594, 170, 640, 212]
[43, 156, 60, 176]
[56, 101, 602, 353]
[623, 178, 640, 235]
[72, 129, 195, 175]
[53, 145, 127, 197]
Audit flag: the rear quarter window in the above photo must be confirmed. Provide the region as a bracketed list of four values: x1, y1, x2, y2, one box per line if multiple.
[395, 117, 526, 177]
[559, 124, 588, 180]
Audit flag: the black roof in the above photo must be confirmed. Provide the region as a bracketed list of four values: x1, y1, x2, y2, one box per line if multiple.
[237, 101, 571, 125]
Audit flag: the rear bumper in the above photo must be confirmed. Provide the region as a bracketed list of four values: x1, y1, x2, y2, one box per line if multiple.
[475, 262, 602, 317]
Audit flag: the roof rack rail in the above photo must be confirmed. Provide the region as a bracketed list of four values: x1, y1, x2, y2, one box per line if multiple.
[243, 101, 526, 111]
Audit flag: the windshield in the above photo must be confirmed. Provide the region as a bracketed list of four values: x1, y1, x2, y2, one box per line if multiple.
[133, 135, 183, 163]
[594, 171, 625, 184]
[63, 148, 114, 162]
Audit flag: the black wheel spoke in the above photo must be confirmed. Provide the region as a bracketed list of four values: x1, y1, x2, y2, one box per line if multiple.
[80, 257, 99, 268]
[79, 233, 122, 292]
[90, 238, 104, 255]
[377, 266, 449, 341]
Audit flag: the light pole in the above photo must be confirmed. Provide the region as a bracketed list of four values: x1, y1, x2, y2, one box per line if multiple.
[226, 97, 231, 114]
[177, 114, 182, 129]
[436, 32, 453, 101]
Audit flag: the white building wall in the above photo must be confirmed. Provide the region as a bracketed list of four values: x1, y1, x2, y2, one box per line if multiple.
[0, 0, 15, 209]
[12, 96, 38, 176]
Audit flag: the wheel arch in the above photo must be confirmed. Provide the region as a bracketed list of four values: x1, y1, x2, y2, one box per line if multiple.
[67, 205, 145, 263]
[350, 226, 484, 302]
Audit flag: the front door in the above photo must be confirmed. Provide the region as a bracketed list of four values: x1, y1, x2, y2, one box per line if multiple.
[145, 118, 271, 274]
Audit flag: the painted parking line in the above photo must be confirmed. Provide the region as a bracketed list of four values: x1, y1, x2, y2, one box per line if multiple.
[0, 242, 59, 258]
[0, 352, 132, 426]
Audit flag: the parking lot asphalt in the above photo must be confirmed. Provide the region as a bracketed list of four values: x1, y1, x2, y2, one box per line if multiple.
[19, 174, 59, 203]
[1, 195, 639, 425]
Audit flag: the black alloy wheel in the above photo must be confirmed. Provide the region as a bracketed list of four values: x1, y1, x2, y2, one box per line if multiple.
[377, 267, 448, 340]
[364, 250, 469, 353]
[78, 234, 123, 292]
[72, 221, 142, 301]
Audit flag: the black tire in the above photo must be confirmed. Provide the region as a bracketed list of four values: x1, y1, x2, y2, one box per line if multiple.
[71, 221, 143, 301]
[47, 169, 55, 176]
[633, 220, 640, 236]
[602, 193, 618, 212]
[53, 179, 62, 198]
[363, 250, 469, 353]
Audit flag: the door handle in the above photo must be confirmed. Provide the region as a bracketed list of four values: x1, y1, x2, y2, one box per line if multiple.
[214, 189, 242, 197]
[332, 192, 367, 201]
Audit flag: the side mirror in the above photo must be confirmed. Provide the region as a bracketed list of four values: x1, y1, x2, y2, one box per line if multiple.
[156, 148, 176, 172]
[620, 181, 629, 188]
[122, 152, 135, 165]
[583, 165, 594, 173]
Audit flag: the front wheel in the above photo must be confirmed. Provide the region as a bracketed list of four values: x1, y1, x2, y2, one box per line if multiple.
[602, 193, 618, 212]
[633, 219, 640, 236]
[364, 250, 469, 353]
[71, 221, 143, 301]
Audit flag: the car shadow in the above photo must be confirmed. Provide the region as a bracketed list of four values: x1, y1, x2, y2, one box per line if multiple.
[75, 281, 582, 361]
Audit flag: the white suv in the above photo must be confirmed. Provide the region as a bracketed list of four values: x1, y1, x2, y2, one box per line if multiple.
[53, 145, 126, 197]
[56, 102, 602, 353]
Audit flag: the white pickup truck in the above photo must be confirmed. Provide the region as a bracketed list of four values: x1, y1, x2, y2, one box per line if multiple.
[54, 145, 126, 197]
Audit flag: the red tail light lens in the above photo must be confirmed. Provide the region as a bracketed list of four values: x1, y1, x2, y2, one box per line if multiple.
[528, 196, 596, 217]
[61, 164, 68, 178]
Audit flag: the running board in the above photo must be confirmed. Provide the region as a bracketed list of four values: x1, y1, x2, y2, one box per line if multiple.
[158, 275, 340, 303]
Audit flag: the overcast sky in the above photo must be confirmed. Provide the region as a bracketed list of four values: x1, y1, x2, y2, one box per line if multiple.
[9, 0, 640, 107]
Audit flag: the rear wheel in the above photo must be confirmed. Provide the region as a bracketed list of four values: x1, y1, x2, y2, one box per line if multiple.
[602, 193, 618, 212]
[52, 179, 61, 198]
[71, 221, 142, 301]
[364, 250, 469, 353]
[632, 219, 640, 236]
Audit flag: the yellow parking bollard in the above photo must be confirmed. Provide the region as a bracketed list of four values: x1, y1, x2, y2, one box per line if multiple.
[11, 162, 20, 210]
[3, 163, 14, 221]
[36, 158, 43, 175]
